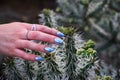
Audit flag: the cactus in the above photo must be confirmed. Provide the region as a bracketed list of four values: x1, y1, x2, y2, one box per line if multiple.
[56, 0, 120, 73]
[56, 0, 120, 67]
[94, 76, 113, 80]
[1, 0, 120, 79]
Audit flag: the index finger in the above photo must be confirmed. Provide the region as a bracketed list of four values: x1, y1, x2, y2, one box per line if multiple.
[36, 24, 59, 36]
[23, 23, 64, 37]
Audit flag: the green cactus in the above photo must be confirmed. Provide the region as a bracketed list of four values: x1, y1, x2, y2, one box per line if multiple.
[56, 0, 120, 78]
[1, 0, 120, 79]
[95, 76, 113, 80]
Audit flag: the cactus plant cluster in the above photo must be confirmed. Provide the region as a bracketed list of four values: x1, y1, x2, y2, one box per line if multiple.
[0, 9, 102, 80]
[55, 0, 120, 68]
[0, 0, 120, 79]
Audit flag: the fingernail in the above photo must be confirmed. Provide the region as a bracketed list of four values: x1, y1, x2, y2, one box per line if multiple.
[54, 38, 63, 44]
[57, 32, 64, 37]
[35, 56, 44, 61]
[45, 47, 54, 53]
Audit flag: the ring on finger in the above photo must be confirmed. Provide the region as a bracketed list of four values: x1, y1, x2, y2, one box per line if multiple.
[31, 24, 37, 31]
[26, 30, 30, 40]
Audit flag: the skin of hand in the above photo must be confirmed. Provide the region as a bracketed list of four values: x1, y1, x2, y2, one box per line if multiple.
[0, 22, 64, 61]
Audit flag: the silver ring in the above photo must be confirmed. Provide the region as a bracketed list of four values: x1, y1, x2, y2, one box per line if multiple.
[26, 24, 37, 40]
[26, 30, 30, 40]
[31, 24, 37, 31]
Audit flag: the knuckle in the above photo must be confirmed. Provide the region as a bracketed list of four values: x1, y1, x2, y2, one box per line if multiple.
[23, 54, 35, 61]
[30, 32, 39, 39]
[35, 44, 45, 51]
[9, 48, 16, 55]
[23, 54, 29, 59]
[24, 41, 30, 47]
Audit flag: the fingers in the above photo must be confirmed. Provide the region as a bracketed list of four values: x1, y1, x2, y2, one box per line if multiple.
[15, 40, 55, 61]
[36, 25, 64, 37]
[27, 31, 64, 45]
[16, 40, 54, 53]
[14, 49, 43, 61]
[9, 22, 65, 61]
[24, 23, 64, 37]
[36, 25, 58, 36]
[12, 39, 56, 61]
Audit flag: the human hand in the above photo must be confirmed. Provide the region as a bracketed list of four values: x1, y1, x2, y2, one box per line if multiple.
[0, 22, 64, 61]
